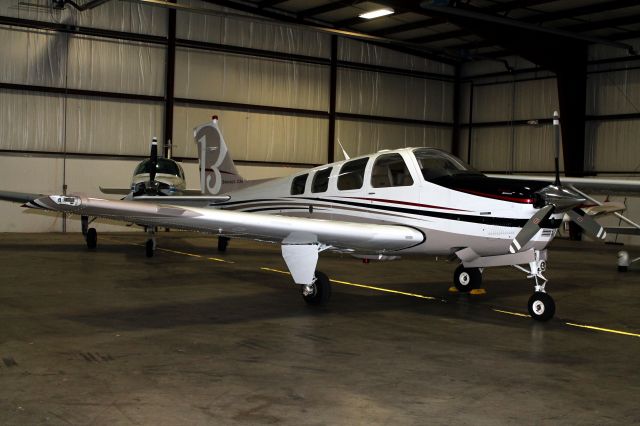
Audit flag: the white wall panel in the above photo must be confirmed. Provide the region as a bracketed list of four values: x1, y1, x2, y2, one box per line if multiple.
[468, 127, 512, 171]
[67, 35, 166, 96]
[336, 119, 452, 158]
[339, 38, 455, 76]
[174, 105, 327, 164]
[177, 0, 329, 58]
[587, 69, 640, 116]
[0, 26, 67, 87]
[589, 38, 640, 62]
[0, 0, 166, 36]
[338, 68, 453, 122]
[471, 83, 514, 123]
[65, 97, 163, 156]
[0, 90, 64, 152]
[0, 155, 63, 232]
[587, 120, 640, 172]
[175, 48, 329, 111]
[512, 125, 564, 172]
[513, 79, 558, 120]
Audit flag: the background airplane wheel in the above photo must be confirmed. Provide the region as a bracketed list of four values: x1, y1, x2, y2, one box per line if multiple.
[218, 236, 229, 252]
[145, 239, 154, 258]
[527, 292, 555, 321]
[86, 228, 97, 249]
[301, 271, 331, 306]
[453, 265, 481, 292]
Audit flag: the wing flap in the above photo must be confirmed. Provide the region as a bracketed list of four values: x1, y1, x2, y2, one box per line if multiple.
[31, 195, 425, 252]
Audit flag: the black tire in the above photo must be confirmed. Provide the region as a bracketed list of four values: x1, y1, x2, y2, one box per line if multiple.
[302, 271, 331, 306]
[527, 292, 555, 322]
[145, 239, 154, 258]
[618, 265, 628, 272]
[86, 228, 97, 249]
[218, 237, 229, 252]
[453, 265, 482, 292]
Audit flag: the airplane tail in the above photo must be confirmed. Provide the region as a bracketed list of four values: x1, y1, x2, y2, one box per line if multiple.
[193, 116, 245, 195]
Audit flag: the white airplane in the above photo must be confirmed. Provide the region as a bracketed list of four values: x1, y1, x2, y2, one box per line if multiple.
[1, 113, 639, 322]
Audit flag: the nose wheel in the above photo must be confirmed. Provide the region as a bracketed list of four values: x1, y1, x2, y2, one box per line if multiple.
[528, 292, 555, 322]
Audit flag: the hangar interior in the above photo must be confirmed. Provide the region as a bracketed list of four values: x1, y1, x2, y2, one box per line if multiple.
[1, 1, 640, 424]
[1, 0, 639, 245]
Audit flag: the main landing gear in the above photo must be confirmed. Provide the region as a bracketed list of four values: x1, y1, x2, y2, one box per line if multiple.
[145, 226, 157, 258]
[81, 215, 97, 249]
[453, 265, 482, 292]
[301, 271, 331, 306]
[218, 236, 230, 252]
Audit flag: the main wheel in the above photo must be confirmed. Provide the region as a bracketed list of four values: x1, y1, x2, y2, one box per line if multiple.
[218, 237, 229, 252]
[145, 239, 154, 258]
[453, 265, 482, 292]
[86, 227, 97, 249]
[301, 271, 331, 306]
[527, 292, 555, 321]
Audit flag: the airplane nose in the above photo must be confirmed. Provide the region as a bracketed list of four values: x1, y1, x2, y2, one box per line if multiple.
[535, 185, 586, 212]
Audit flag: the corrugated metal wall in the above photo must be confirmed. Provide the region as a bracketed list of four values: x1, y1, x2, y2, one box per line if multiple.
[0, 0, 455, 232]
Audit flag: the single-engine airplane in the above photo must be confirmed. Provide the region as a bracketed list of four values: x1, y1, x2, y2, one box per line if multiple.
[1, 113, 639, 321]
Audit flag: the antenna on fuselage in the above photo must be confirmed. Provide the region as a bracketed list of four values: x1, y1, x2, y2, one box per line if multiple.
[337, 138, 350, 160]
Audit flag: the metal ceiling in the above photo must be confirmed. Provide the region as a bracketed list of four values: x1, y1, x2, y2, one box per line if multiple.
[196, 0, 640, 63]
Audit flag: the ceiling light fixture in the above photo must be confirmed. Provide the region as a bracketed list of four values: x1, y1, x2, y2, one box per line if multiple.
[359, 7, 394, 19]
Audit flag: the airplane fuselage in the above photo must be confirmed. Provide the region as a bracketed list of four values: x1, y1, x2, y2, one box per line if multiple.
[214, 148, 562, 257]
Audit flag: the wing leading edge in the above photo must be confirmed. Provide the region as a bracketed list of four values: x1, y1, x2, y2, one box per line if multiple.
[26, 194, 425, 253]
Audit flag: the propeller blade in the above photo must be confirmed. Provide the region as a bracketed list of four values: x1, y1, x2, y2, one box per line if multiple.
[567, 208, 607, 240]
[553, 111, 561, 186]
[149, 137, 158, 185]
[509, 205, 555, 253]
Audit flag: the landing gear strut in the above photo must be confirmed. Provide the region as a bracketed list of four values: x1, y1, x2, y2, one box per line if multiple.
[86, 227, 97, 249]
[218, 236, 230, 252]
[145, 226, 157, 257]
[453, 265, 482, 292]
[513, 251, 555, 321]
[301, 271, 331, 306]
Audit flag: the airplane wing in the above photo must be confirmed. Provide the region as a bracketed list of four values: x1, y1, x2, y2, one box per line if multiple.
[0, 190, 43, 204]
[486, 174, 640, 196]
[99, 187, 131, 195]
[14, 193, 424, 253]
[606, 227, 640, 236]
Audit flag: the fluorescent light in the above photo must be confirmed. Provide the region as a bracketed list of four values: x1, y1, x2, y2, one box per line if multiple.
[359, 7, 394, 19]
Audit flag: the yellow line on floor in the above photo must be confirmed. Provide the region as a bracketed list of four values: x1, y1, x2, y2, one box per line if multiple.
[260, 267, 440, 301]
[102, 237, 234, 263]
[493, 309, 530, 318]
[565, 322, 640, 338]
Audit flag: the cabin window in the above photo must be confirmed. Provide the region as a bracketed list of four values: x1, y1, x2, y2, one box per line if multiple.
[338, 158, 368, 190]
[290, 174, 308, 195]
[371, 154, 413, 188]
[311, 167, 332, 193]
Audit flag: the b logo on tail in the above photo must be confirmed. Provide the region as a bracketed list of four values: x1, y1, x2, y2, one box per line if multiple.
[194, 116, 244, 195]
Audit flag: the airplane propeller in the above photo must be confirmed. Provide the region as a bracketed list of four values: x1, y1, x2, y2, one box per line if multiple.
[509, 111, 606, 253]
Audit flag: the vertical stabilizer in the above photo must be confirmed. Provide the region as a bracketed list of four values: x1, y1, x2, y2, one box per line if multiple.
[194, 116, 245, 195]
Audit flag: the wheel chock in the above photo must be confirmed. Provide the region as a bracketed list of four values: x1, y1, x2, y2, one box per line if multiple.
[448, 286, 459, 293]
[470, 288, 487, 295]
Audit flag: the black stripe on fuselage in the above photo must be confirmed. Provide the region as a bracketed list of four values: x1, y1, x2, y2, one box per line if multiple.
[215, 197, 561, 228]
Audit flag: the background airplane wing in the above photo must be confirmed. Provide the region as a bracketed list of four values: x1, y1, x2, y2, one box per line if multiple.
[18, 194, 425, 253]
[0, 190, 43, 204]
[486, 174, 640, 196]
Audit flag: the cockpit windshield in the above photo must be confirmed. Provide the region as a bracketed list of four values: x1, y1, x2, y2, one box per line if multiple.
[134, 158, 184, 178]
[412, 148, 483, 182]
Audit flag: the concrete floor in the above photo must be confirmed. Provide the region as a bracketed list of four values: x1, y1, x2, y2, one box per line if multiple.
[0, 232, 638, 425]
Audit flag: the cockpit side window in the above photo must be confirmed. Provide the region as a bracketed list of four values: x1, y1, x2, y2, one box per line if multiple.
[290, 174, 308, 195]
[338, 158, 369, 191]
[371, 153, 413, 188]
[413, 148, 482, 181]
[311, 167, 332, 193]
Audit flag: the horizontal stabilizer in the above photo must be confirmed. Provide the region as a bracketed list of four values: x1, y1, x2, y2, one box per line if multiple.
[99, 187, 132, 195]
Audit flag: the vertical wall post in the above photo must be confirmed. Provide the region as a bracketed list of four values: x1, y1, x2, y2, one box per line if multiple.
[163, 1, 177, 158]
[467, 81, 474, 164]
[327, 35, 338, 163]
[451, 65, 461, 157]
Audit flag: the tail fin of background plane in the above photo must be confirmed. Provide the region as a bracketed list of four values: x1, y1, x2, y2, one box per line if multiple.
[194, 116, 245, 195]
